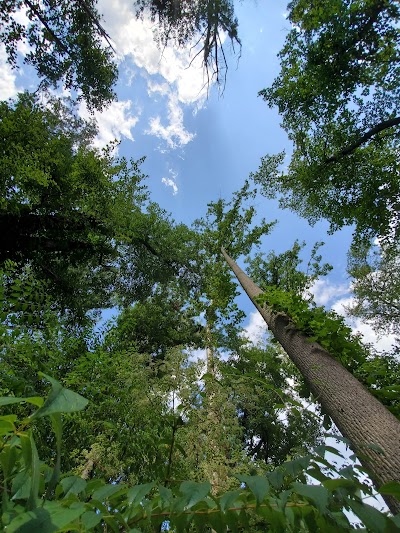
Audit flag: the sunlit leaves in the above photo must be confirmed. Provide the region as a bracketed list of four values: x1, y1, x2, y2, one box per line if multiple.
[256, 0, 400, 249]
[1, 383, 400, 532]
[0, 0, 117, 109]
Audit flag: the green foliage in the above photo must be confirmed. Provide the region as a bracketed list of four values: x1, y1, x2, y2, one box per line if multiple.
[0, 93, 199, 315]
[222, 344, 323, 467]
[255, 288, 400, 419]
[246, 240, 332, 296]
[193, 180, 275, 348]
[0, 0, 117, 110]
[348, 240, 400, 336]
[109, 289, 203, 358]
[255, 0, 400, 247]
[1, 382, 399, 531]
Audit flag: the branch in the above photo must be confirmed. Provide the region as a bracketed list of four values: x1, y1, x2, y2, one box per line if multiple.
[325, 117, 400, 164]
[24, 0, 70, 55]
[74, 0, 116, 52]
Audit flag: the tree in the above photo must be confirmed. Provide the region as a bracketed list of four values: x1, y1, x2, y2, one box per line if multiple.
[108, 286, 203, 359]
[255, 0, 400, 247]
[347, 240, 400, 336]
[187, 182, 275, 493]
[222, 343, 323, 467]
[0, 93, 198, 315]
[1, 201, 400, 529]
[245, 239, 332, 296]
[222, 246, 400, 514]
[0, 0, 117, 110]
[134, 0, 241, 88]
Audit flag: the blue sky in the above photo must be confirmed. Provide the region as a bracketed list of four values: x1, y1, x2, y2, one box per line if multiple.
[0, 0, 394, 351]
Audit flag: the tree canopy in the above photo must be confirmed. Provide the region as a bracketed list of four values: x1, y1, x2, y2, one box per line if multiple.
[0, 93, 199, 315]
[255, 0, 400, 247]
[0, 0, 117, 110]
[1, 1, 400, 530]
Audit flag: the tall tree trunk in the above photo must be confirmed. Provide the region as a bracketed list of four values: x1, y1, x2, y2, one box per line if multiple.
[203, 324, 226, 497]
[221, 247, 400, 515]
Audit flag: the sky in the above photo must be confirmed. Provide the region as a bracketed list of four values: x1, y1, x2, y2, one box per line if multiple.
[0, 0, 395, 352]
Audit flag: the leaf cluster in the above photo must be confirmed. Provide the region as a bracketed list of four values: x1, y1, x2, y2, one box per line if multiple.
[0, 93, 201, 316]
[255, 0, 400, 247]
[256, 288, 400, 419]
[1, 381, 400, 531]
[0, 0, 117, 110]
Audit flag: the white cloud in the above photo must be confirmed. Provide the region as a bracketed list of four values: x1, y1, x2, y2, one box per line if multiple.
[147, 80, 170, 97]
[309, 278, 350, 306]
[0, 46, 20, 100]
[94, 0, 216, 151]
[162, 176, 178, 195]
[241, 310, 267, 345]
[98, 0, 208, 106]
[79, 99, 140, 149]
[147, 93, 195, 148]
[162, 168, 178, 194]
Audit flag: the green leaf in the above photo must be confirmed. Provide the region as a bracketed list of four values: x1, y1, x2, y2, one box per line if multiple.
[348, 500, 388, 533]
[46, 414, 62, 495]
[291, 482, 329, 514]
[0, 443, 17, 478]
[7, 508, 57, 533]
[378, 481, 400, 499]
[80, 511, 102, 529]
[179, 480, 211, 510]
[31, 443, 40, 509]
[11, 471, 31, 500]
[219, 489, 244, 512]
[60, 476, 87, 496]
[0, 418, 15, 435]
[283, 455, 311, 477]
[92, 484, 126, 501]
[0, 396, 43, 407]
[207, 508, 227, 533]
[236, 475, 269, 505]
[322, 478, 356, 492]
[32, 374, 88, 418]
[315, 444, 344, 458]
[361, 442, 384, 454]
[7, 504, 85, 533]
[127, 482, 155, 505]
[158, 485, 172, 508]
[267, 470, 284, 489]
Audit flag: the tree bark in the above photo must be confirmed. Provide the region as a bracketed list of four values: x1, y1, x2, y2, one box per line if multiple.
[221, 247, 400, 515]
[204, 324, 225, 499]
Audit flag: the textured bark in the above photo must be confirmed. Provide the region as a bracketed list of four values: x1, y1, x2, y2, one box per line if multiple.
[221, 247, 400, 514]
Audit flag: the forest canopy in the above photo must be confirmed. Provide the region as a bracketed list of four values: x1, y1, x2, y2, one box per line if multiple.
[1, 0, 400, 531]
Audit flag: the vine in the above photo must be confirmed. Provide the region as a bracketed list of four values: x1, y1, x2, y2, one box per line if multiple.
[256, 288, 400, 419]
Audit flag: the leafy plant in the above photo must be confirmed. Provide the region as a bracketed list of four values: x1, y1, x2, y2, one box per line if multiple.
[255, 288, 400, 419]
[1, 376, 399, 532]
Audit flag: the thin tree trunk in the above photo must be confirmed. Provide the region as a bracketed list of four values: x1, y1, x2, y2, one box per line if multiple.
[204, 324, 224, 497]
[221, 247, 400, 514]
